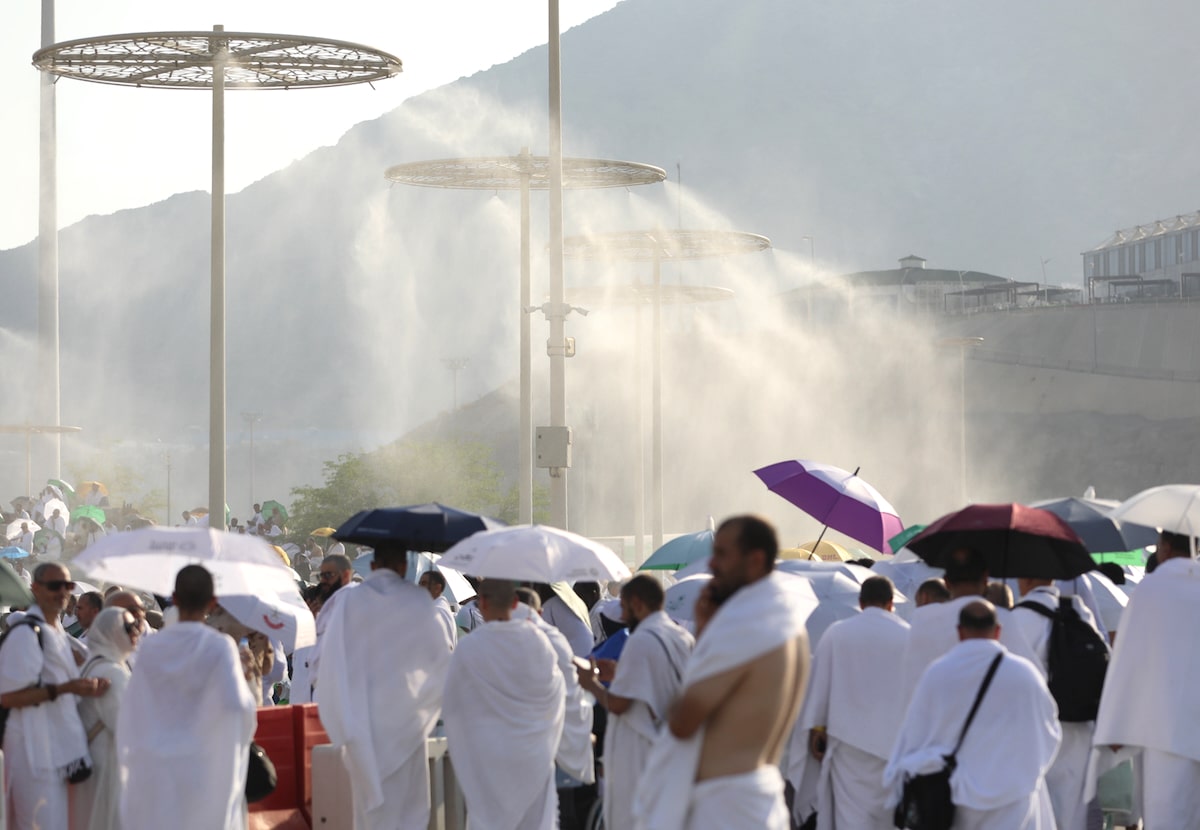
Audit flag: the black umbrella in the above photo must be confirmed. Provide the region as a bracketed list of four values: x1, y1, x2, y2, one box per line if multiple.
[1029, 497, 1158, 554]
[908, 503, 1096, 580]
[333, 503, 505, 552]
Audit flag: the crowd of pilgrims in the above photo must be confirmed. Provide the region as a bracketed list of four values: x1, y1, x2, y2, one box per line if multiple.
[0, 507, 1190, 830]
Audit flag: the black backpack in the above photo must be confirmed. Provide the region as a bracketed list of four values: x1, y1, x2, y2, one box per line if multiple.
[1016, 596, 1109, 722]
[0, 618, 45, 744]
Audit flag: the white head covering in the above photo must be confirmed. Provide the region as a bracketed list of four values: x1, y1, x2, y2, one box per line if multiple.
[86, 607, 138, 666]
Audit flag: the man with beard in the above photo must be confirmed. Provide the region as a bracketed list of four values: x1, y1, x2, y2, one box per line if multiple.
[307, 554, 355, 694]
[577, 574, 693, 830]
[636, 515, 811, 830]
[0, 563, 109, 830]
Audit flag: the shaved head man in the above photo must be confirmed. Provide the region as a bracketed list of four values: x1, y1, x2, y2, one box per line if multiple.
[117, 565, 258, 829]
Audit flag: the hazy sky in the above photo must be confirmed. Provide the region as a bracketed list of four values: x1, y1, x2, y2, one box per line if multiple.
[0, 0, 621, 251]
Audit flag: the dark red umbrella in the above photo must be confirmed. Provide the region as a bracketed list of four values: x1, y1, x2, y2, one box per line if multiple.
[907, 503, 1095, 579]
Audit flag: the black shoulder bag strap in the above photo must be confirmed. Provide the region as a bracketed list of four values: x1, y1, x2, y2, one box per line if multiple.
[1015, 600, 1056, 621]
[642, 627, 683, 683]
[946, 652, 1004, 767]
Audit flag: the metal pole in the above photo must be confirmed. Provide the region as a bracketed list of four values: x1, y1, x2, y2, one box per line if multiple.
[651, 244, 664, 550]
[208, 26, 228, 530]
[38, 0, 61, 477]
[166, 453, 172, 527]
[25, 430, 33, 499]
[249, 418, 255, 506]
[547, 0, 568, 529]
[634, 306, 645, 562]
[960, 346, 968, 504]
[519, 148, 533, 524]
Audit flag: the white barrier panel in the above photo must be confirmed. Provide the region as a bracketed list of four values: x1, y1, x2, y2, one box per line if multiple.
[311, 739, 466, 830]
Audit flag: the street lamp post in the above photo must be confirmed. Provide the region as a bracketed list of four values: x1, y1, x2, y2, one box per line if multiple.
[564, 230, 771, 551]
[37, 0, 61, 480]
[242, 412, 261, 506]
[564, 284, 735, 559]
[0, 424, 81, 497]
[35, 29, 402, 530]
[384, 156, 665, 524]
[938, 336, 984, 503]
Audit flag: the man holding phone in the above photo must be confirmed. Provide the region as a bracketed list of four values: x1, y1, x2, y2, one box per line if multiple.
[577, 574, 694, 830]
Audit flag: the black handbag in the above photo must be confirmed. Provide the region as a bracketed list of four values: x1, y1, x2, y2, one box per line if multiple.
[246, 741, 278, 803]
[894, 652, 1003, 830]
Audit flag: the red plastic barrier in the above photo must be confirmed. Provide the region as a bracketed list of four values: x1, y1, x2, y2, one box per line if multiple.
[250, 705, 300, 813]
[292, 703, 331, 822]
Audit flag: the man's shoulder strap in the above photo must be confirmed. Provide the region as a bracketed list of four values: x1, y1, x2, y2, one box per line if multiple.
[949, 651, 1004, 761]
[640, 624, 684, 683]
[0, 618, 45, 653]
[1015, 599, 1056, 620]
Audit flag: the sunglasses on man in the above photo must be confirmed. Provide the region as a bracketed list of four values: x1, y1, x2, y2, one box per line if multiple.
[36, 579, 76, 592]
[318, 570, 338, 581]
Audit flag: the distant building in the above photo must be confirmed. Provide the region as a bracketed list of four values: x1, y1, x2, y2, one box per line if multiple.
[780, 255, 1072, 320]
[1082, 212, 1200, 300]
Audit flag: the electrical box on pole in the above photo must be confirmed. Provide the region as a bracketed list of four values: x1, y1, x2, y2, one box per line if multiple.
[535, 426, 572, 469]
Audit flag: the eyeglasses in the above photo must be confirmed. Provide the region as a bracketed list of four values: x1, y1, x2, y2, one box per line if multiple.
[36, 580, 76, 592]
[318, 571, 337, 581]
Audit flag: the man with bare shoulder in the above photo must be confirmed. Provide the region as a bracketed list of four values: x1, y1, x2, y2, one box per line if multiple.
[634, 515, 811, 830]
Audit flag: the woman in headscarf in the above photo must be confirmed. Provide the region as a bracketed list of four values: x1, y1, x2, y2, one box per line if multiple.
[71, 606, 139, 830]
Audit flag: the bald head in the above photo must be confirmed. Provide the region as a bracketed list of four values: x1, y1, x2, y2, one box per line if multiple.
[957, 599, 1000, 641]
[915, 578, 951, 607]
[105, 590, 146, 623]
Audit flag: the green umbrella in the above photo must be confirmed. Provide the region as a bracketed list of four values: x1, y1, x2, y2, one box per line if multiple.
[0, 560, 34, 607]
[1091, 549, 1147, 567]
[47, 479, 75, 501]
[261, 500, 289, 523]
[888, 524, 927, 553]
[71, 505, 106, 526]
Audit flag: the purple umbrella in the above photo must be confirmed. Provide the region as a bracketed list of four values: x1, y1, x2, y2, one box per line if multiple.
[753, 459, 905, 553]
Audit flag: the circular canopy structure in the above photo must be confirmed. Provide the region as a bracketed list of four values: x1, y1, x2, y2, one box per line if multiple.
[566, 284, 735, 307]
[385, 156, 666, 191]
[0, 425, 82, 435]
[564, 229, 771, 262]
[32, 31, 402, 89]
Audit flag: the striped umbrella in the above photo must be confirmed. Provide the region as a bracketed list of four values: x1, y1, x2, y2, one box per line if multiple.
[753, 459, 904, 554]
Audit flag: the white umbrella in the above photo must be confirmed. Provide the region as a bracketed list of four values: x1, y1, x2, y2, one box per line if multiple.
[663, 574, 712, 623]
[70, 580, 100, 598]
[41, 498, 69, 522]
[220, 588, 315, 652]
[663, 572, 820, 626]
[1079, 571, 1129, 633]
[72, 526, 297, 597]
[5, 519, 39, 540]
[417, 554, 477, 604]
[1110, 485, 1200, 538]
[867, 557, 941, 619]
[438, 524, 632, 583]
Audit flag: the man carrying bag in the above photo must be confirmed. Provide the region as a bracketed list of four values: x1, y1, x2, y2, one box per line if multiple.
[885, 600, 1061, 830]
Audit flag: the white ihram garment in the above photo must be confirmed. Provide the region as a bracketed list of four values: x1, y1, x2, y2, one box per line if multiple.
[513, 603, 595, 784]
[542, 593, 594, 657]
[443, 620, 565, 830]
[604, 611, 694, 830]
[315, 569, 449, 830]
[897, 595, 1042, 714]
[0, 606, 90, 830]
[797, 606, 910, 830]
[432, 594, 458, 651]
[1092, 556, 1200, 826]
[885, 639, 1060, 830]
[1012, 585, 1102, 830]
[117, 622, 257, 830]
[634, 572, 811, 830]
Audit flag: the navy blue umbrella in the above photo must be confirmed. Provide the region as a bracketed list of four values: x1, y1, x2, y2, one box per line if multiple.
[1030, 497, 1158, 554]
[333, 503, 505, 552]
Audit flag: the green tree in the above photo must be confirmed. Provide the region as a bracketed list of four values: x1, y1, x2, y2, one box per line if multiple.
[288, 439, 536, 539]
